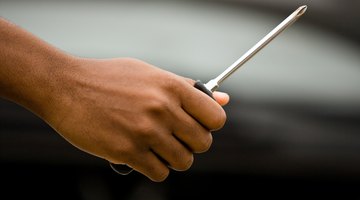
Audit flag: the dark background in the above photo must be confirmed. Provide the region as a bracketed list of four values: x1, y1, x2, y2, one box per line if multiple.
[1, 0, 360, 199]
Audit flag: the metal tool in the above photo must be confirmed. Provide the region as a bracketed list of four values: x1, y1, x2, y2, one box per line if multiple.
[110, 5, 307, 175]
[197, 5, 307, 93]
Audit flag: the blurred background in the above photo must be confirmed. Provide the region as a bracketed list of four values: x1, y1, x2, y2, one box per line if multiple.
[1, 0, 360, 199]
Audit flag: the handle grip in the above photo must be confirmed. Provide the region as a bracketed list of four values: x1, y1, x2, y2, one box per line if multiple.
[194, 80, 214, 99]
[109, 80, 213, 175]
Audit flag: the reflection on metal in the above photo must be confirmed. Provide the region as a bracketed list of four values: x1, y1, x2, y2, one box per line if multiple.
[204, 5, 307, 92]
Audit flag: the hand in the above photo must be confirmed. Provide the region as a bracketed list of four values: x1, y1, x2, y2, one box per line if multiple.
[0, 18, 229, 182]
[44, 57, 228, 182]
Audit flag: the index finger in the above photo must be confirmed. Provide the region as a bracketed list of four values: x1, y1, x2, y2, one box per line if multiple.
[179, 80, 227, 131]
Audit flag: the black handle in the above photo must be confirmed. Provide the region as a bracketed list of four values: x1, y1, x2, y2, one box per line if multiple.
[109, 80, 213, 175]
[194, 80, 214, 99]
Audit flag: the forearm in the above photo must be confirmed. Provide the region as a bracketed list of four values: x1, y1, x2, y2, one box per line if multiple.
[0, 18, 74, 118]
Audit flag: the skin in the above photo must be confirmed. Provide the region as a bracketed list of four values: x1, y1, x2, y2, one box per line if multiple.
[0, 18, 229, 182]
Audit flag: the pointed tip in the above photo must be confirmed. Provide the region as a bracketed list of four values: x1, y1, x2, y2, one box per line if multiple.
[296, 5, 308, 17]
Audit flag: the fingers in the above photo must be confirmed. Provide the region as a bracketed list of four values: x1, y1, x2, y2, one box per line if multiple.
[115, 76, 228, 182]
[180, 81, 227, 131]
[128, 136, 194, 182]
[150, 133, 194, 171]
[173, 108, 213, 153]
[129, 151, 170, 182]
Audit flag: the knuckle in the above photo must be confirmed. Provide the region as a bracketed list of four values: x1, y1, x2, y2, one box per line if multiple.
[163, 75, 186, 95]
[147, 98, 171, 115]
[133, 119, 157, 139]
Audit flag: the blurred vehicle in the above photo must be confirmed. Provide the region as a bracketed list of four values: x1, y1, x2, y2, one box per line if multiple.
[1, 0, 360, 199]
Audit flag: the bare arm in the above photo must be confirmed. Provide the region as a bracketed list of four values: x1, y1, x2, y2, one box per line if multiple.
[0, 18, 229, 182]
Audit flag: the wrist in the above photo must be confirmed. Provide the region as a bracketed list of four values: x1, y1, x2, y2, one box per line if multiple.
[31, 54, 79, 121]
[13, 52, 78, 122]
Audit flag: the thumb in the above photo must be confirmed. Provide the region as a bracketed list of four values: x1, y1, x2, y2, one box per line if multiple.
[213, 91, 230, 106]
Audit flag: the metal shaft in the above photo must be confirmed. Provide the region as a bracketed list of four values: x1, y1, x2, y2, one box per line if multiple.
[204, 5, 307, 92]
